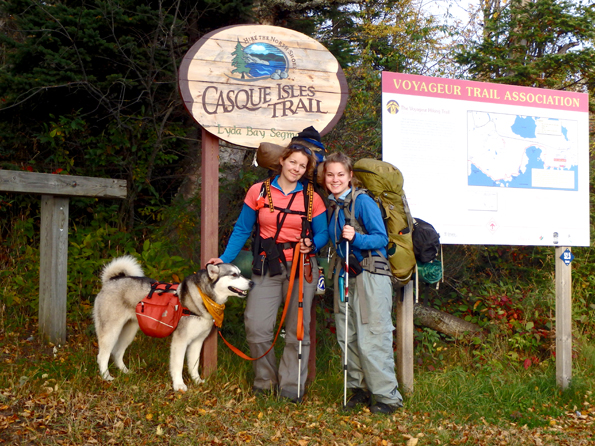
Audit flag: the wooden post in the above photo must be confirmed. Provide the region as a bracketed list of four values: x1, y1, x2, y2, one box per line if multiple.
[200, 128, 220, 377]
[555, 246, 572, 390]
[39, 195, 70, 344]
[396, 281, 414, 394]
[0, 171, 126, 347]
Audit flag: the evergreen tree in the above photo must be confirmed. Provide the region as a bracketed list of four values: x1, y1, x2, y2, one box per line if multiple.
[0, 0, 254, 229]
[231, 40, 251, 79]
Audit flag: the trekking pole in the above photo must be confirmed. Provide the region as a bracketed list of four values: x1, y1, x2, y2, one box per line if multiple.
[296, 250, 305, 401]
[342, 239, 350, 409]
[297, 190, 313, 402]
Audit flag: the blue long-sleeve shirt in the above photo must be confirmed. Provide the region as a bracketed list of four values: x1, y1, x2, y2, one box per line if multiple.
[327, 188, 388, 263]
[220, 177, 329, 263]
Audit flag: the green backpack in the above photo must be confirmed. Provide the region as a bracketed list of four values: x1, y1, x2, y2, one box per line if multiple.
[349, 159, 416, 286]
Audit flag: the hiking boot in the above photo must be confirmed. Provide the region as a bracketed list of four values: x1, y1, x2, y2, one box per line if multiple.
[345, 388, 371, 408]
[369, 402, 402, 414]
[279, 389, 303, 404]
[252, 386, 275, 397]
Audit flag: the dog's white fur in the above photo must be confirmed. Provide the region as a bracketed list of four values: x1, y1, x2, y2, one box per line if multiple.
[93, 256, 252, 391]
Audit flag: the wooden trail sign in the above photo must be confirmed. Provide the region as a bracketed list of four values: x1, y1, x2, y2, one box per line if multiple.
[179, 24, 348, 148]
[0, 170, 127, 344]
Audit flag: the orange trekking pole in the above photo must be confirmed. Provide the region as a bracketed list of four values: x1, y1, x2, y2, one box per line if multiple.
[296, 249, 305, 401]
[296, 184, 313, 401]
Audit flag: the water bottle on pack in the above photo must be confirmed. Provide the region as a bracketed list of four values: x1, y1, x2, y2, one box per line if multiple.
[315, 267, 325, 295]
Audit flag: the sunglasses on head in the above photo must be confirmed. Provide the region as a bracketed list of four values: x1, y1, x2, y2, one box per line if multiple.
[288, 144, 312, 156]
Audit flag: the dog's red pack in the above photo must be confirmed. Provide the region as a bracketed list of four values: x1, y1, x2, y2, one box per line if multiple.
[136, 282, 183, 338]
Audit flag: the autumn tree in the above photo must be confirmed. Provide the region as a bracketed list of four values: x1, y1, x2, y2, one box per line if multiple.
[455, 0, 595, 94]
[316, 0, 448, 158]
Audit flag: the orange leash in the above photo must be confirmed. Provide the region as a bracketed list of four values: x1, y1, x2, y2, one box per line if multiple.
[218, 243, 301, 361]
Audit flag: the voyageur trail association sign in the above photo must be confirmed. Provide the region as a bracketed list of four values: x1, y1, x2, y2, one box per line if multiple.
[179, 25, 348, 148]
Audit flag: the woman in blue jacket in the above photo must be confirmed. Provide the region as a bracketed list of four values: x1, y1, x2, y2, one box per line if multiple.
[324, 152, 403, 414]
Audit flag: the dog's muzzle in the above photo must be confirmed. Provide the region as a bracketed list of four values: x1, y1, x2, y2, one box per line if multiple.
[228, 281, 253, 297]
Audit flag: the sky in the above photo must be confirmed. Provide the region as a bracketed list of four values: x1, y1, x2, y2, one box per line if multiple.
[421, 0, 479, 27]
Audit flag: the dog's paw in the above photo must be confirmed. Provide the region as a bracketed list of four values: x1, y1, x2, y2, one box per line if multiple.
[100, 372, 114, 382]
[191, 375, 204, 385]
[173, 382, 188, 392]
[121, 366, 130, 374]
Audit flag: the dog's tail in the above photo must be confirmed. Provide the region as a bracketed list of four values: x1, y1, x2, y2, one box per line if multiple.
[101, 256, 144, 284]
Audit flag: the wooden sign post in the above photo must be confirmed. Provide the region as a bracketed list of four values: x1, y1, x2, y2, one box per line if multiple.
[396, 282, 414, 394]
[555, 246, 573, 390]
[179, 24, 348, 376]
[199, 129, 221, 376]
[0, 170, 127, 344]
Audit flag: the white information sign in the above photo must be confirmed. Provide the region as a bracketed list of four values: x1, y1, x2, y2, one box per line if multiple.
[382, 72, 590, 247]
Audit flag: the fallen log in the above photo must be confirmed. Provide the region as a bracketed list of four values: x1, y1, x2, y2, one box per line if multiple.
[413, 304, 484, 339]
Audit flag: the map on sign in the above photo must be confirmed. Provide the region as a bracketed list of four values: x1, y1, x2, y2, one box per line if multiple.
[468, 111, 578, 191]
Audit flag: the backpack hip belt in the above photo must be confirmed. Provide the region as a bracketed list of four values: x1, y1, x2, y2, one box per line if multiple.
[253, 239, 298, 277]
[331, 266, 376, 325]
[360, 253, 392, 276]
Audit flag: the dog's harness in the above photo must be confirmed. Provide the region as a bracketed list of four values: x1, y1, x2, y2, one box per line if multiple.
[135, 282, 197, 338]
[144, 282, 197, 316]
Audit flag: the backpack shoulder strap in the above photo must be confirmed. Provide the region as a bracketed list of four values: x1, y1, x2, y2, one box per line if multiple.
[348, 188, 368, 234]
[263, 177, 274, 213]
[304, 180, 314, 222]
[350, 189, 391, 265]
[301, 180, 314, 238]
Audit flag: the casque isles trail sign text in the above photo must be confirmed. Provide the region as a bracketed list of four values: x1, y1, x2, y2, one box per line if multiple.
[178, 25, 348, 148]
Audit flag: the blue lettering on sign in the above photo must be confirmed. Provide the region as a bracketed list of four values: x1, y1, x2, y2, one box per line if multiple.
[560, 248, 574, 266]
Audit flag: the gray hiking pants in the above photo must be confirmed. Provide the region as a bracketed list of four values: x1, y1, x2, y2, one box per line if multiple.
[245, 259, 319, 400]
[334, 271, 403, 406]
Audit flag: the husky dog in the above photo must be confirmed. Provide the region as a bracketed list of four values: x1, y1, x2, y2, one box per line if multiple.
[93, 256, 253, 391]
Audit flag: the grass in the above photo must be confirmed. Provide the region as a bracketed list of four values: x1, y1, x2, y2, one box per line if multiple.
[1, 304, 595, 445]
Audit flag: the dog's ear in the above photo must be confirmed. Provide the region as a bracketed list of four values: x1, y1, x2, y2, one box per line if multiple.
[206, 263, 219, 280]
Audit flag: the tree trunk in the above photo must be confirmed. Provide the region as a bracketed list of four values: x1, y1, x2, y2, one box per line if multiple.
[413, 304, 483, 339]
